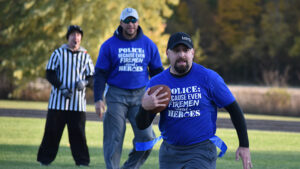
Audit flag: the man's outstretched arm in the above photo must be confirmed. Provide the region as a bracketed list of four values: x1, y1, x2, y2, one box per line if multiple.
[225, 101, 252, 169]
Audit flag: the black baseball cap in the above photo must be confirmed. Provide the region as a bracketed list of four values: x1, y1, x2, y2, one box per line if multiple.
[167, 32, 193, 50]
[66, 25, 83, 40]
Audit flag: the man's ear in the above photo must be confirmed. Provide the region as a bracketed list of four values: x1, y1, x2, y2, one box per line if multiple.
[191, 48, 195, 59]
[166, 49, 169, 59]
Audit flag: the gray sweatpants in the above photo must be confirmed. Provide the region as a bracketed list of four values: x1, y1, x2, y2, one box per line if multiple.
[159, 140, 217, 169]
[103, 86, 156, 169]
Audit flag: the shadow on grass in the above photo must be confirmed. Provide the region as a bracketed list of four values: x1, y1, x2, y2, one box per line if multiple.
[1, 144, 300, 169]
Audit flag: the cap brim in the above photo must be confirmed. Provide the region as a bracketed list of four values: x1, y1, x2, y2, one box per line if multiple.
[123, 16, 138, 20]
[169, 41, 193, 50]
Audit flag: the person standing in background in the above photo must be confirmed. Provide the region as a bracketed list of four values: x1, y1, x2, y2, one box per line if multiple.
[94, 7, 164, 169]
[37, 25, 94, 167]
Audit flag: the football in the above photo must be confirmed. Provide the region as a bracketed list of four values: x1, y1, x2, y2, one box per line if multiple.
[148, 85, 171, 113]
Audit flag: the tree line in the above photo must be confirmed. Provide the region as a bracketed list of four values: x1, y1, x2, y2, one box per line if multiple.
[0, 0, 179, 98]
[166, 0, 300, 86]
[1, 0, 300, 99]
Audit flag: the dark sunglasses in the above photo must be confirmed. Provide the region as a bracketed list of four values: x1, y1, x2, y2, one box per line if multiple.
[122, 18, 138, 24]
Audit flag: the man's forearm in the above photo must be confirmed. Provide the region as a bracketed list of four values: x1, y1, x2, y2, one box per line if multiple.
[135, 106, 156, 130]
[225, 101, 249, 147]
[149, 66, 164, 77]
[46, 70, 61, 88]
[93, 68, 108, 102]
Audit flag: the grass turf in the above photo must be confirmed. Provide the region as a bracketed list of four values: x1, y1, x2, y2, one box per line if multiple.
[0, 117, 300, 169]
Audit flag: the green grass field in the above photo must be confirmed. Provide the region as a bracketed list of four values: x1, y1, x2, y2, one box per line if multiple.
[1, 100, 300, 169]
[0, 117, 300, 169]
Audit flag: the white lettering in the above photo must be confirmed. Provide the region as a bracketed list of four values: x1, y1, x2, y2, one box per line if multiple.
[119, 66, 143, 72]
[171, 94, 186, 101]
[171, 86, 200, 94]
[168, 110, 200, 118]
[187, 93, 201, 100]
[182, 36, 192, 42]
[170, 100, 200, 108]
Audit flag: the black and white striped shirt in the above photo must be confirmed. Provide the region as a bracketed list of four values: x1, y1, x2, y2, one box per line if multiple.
[46, 44, 94, 112]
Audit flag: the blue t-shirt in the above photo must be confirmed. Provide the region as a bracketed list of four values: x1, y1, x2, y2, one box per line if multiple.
[95, 27, 162, 89]
[146, 63, 235, 146]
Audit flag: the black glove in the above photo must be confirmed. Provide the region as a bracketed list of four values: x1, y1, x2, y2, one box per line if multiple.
[75, 80, 88, 91]
[59, 85, 73, 99]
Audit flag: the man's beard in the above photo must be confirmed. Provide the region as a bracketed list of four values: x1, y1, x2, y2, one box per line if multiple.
[124, 29, 137, 38]
[174, 59, 190, 74]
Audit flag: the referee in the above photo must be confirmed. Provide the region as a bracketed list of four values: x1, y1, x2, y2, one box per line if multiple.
[37, 25, 94, 167]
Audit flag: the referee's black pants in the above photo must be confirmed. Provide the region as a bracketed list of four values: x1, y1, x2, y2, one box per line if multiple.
[37, 109, 90, 166]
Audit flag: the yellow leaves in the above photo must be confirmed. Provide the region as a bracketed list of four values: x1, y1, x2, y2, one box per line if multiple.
[1, 60, 9, 68]
[32, 5, 54, 18]
[71, 15, 83, 26]
[13, 70, 23, 80]
[1, 25, 14, 42]
[192, 29, 206, 63]
[167, 0, 180, 6]
[24, 0, 35, 10]
[217, 0, 262, 47]
[1, 0, 180, 86]
[106, 0, 121, 10]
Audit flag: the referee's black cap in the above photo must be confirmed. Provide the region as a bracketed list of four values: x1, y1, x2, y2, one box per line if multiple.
[66, 25, 83, 40]
[167, 32, 193, 50]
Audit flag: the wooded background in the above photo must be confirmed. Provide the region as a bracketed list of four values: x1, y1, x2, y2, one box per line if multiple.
[1, 0, 300, 100]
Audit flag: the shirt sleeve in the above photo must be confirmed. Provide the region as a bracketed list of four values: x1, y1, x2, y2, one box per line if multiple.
[209, 71, 235, 108]
[93, 68, 108, 102]
[85, 53, 95, 76]
[136, 106, 157, 130]
[46, 50, 60, 71]
[225, 101, 249, 147]
[148, 42, 163, 70]
[46, 70, 61, 88]
[95, 43, 111, 71]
